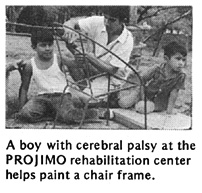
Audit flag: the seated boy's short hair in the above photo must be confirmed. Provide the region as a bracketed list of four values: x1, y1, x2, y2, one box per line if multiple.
[164, 41, 187, 58]
[31, 29, 54, 48]
[101, 6, 130, 23]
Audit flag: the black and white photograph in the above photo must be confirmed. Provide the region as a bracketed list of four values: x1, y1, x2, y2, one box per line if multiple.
[5, 5, 192, 130]
[2, 2, 202, 193]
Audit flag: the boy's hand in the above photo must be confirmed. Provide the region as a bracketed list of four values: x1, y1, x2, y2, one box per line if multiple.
[6, 59, 26, 77]
[6, 59, 21, 71]
[16, 60, 26, 76]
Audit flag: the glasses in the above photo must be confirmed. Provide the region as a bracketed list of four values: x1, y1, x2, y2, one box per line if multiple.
[104, 15, 117, 22]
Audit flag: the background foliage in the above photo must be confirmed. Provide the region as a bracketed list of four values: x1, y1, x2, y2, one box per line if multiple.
[6, 6, 192, 55]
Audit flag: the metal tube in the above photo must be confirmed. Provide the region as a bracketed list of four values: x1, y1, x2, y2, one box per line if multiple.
[143, 85, 147, 130]
[7, 21, 147, 130]
[52, 28, 70, 129]
[106, 73, 111, 126]
[79, 34, 93, 96]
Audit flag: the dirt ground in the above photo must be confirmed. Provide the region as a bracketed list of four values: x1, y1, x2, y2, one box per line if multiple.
[6, 35, 192, 120]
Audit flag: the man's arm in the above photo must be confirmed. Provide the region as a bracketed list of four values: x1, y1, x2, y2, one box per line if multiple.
[19, 61, 32, 109]
[63, 18, 81, 43]
[167, 89, 179, 114]
[60, 54, 118, 75]
[63, 16, 103, 46]
[85, 53, 118, 75]
[63, 18, 80, 31]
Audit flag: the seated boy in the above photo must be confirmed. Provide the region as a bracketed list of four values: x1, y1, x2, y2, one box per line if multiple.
[10, 29, 97, 124]
[135, 41, 187, 114]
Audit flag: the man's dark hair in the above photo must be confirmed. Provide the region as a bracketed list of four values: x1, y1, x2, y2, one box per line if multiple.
[31, 29, 54, 48]
[101, 6, 130, 23]
[164, 41, 187, 58]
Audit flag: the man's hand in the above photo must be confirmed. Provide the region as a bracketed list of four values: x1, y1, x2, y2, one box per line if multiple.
[63, 19, 79, 43]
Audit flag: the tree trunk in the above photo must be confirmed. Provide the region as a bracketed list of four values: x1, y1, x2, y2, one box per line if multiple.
[152, 29, 164, 57]
[7, 6, 24, 32]
[130, 6, 138, 25]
